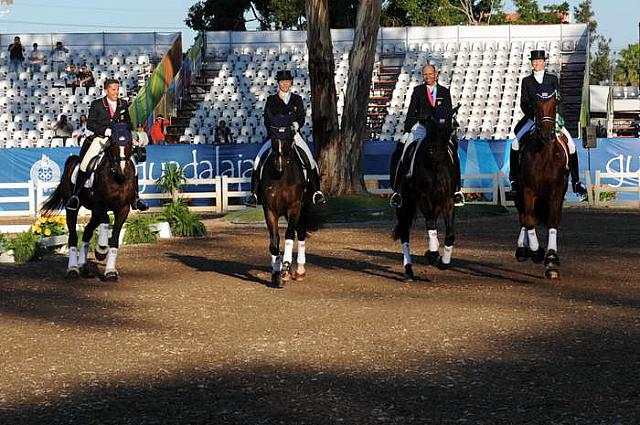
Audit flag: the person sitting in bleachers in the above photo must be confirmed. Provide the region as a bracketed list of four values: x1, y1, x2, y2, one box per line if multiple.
[7, 36, 25, 74]
[72, 114, 91, 141]
[69, 64, 95, 94]
[52, 114, 74, 138]
[214, 120, 233, 143]
[28, 43, 45, 73]
[65, 63, 79, 88]
[50, 41, 69, 73]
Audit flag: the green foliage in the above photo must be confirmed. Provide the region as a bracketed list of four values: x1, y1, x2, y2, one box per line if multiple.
[156, 163, 187, 201]
[0, 233, 7, 253]
[614, 44, 640, 86]
[161, 200, 206, 238]
[6, 231, 39, 263]
[573, 0, 597, 44]
[124, 214, 159, 245]
[76, 228, 98, 252]
[590, 36, 612, 85]
[185, 0, 249, 31]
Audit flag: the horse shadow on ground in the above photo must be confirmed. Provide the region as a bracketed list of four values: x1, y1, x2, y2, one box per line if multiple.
[166, 253, 271, 287]
[350, 248, 540, 284]
[304, 252, 420, 283]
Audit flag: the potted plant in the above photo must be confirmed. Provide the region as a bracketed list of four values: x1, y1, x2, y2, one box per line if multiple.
[157, 163, 186, 202]
[33, 215, 69, 248]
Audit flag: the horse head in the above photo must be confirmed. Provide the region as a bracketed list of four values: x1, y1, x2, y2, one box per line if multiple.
[269, 116, 295, 175]
[108, 123, 134, 183]
[533, 85, 558, 144]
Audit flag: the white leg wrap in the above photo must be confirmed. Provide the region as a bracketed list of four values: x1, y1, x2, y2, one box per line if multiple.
[428, 229, 439, 252]
[560, 127, 576, 154]
[271, 254, 281, 273]
[293, 134, 318, 170]
[527, 229, 539, 251]
[297, 240, 306, 265]
[548, 228, 558, 252]
[402, 241, 412, 266]
[253, 140, 272, 170]
[68, 247, 78, 269]
[98, 223, 110, 247]
[283, 239, 294, 264]
[517, 226, 528, 248]
[78, 242, 89, 266]
[442, 245, 453, 265]
[105, 247, 118, 271]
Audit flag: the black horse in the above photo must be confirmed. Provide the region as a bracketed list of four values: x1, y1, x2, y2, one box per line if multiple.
[41, 130, 137, 281]
[392, 117, 457, 281]
[260, 127, 310, 288]
[513, 87, 569, 280]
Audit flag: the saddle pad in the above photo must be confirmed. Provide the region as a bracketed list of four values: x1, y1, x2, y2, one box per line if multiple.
[71, 164, 95, 188]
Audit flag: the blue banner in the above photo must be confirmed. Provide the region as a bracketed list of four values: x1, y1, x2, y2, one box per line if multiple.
[1, 138, 639, 212]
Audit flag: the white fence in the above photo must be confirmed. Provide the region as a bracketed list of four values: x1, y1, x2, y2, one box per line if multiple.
[1, 171, 638, 218]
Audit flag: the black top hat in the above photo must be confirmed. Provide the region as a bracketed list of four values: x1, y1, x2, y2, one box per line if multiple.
[529, 50, 547, 60]
[276, 70, 293, 81]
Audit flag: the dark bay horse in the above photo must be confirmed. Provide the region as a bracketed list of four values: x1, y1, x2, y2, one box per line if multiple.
[260, 130, 310, 288]
[393, 117, 457, 281]
[513, 86, 569, 279]
[41, 131, 137, 281]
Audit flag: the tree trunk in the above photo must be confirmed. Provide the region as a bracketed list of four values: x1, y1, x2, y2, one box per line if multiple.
[306, 0, 381, 195]
[339, 0, 381, 193]
[306, 0, 341, 194]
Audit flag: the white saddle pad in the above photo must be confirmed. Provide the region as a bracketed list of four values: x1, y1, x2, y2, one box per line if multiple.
[71, 165, 95, 188]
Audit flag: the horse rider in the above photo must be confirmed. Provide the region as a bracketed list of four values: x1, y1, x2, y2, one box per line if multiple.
[245, 69, 326, 207]
[389, 64, 464, 208]
[66, 78, 148, 211]
[509, 49, 588, 196]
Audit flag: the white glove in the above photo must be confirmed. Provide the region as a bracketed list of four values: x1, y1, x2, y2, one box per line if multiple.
[104, 128, 112, 137]
[292, 122, 300, 132]
[400, 132, 411, 145]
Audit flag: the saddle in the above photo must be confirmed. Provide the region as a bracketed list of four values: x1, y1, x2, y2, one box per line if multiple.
[405, 134, 456, 178]
[260, 143, 309, 181]
[71, 153, 104, 188]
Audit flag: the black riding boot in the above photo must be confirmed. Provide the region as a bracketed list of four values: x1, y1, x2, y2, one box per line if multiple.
[389, 143, 405, 208]
[309, 167, 326, 205]
[450, 139, 464, 206]
[131, 179, 149, 211]
[66, 170, 88, 211]
[244, 167, 261, 208]
[568, 152, 588, 196]
[509, 148, 521, 193]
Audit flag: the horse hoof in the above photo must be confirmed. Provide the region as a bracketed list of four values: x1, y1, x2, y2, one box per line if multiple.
[271, 272, 283, 288]
[530, 247, 545, 264]
[436, 258, 451, 270]
[544, 250, 560, 267]
[515, 247, 530, 262]
[66, 268, 80, 279]
[95, 246, 108, 261]
[293, 272, 306, 281]
[104, 270, 119, 282]
[545, 267, 560, 280]
[281, 262, 292, 282]
[425, 250, 439, 266]
[403, 264, 415, 282]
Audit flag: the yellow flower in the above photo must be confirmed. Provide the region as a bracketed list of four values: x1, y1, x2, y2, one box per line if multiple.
[44, 228, 52, 236]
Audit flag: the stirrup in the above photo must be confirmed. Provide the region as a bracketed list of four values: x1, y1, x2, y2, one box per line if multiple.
[389, 192, 403, 208]
[509, 180, 520, 193]
[454, 191, 465, 207]
[312, 191, 326, 205]
[244, 193, 258, 208]
[66, 195, 80, 211]
[573, 181, 588, 196]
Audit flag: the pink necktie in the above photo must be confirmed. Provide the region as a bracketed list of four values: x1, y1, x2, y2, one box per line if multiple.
[427, 87, 435, 107]
[108, 103, 115, 117]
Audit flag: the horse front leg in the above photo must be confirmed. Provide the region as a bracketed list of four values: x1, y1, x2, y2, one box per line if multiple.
[78, 210, 104, 278]
[294, 207, 307, 281]
[425, 218, 440, 266]
[104, 206, 129, 282]
[281, 209, 300, 283]
[265, 208, 282, 288]
[95, 211, 110, 261]
[65, 207, 80, 278]
[522, 190, 544, 263]
[394, 198, 416, 281]
[437, 207, 455, 270]
[544, 190, 563, 280]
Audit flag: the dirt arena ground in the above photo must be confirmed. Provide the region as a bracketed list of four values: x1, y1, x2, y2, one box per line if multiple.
[1, 208, 639, 424]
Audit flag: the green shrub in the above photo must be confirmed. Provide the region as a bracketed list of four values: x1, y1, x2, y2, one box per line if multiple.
[124, 214, 158, 244]
[161, 200, 206, 237]
[7, 231, 39, 263]
[76, 228, 99, 251]
[156, 163, 186, 202]
[0, 233, 7, 253]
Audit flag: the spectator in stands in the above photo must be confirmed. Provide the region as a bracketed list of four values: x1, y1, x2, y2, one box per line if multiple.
[72, 114, 91, 140]
[134, 125, 149, 147]
[214, 120, 233, 143]
[28, 43, 45, 73]
[68, 63, 95, 93]
[52, 114, 74, 138]
[7, 36, 25, 74]
[50, 41, 69, 73]
[245, 69, 326, 208]
[67, 78, 148, 211]
[509, 49, 587, 197]
[388, 63, 462, 209]
[150, 114, 168, 144]
[65, 63, 78, 87]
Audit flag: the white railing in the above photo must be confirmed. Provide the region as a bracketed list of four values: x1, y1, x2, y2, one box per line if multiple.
[4, 170, 640, 217]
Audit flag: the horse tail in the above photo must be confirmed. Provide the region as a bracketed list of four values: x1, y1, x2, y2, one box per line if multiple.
[40, 156, 78, 216]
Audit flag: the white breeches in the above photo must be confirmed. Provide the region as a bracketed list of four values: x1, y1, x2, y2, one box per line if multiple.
[253, 134, 318, 170]
[512, 120, 575, 154]
[80, 136, 109, 172]
[401, 123, 428, 178]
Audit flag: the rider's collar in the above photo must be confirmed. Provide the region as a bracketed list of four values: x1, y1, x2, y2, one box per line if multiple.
[533, 70, 545, 83]
[278, 90, 291, 104]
